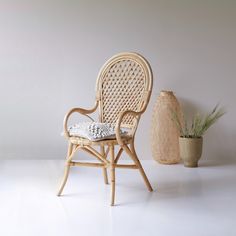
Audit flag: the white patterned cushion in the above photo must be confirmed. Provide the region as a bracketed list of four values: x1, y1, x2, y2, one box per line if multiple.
[68, 122, 129, 141]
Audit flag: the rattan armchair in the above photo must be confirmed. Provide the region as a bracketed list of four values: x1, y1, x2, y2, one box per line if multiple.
[57, 52, 153, 205]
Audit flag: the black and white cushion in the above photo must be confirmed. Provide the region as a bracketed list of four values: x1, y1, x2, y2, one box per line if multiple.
[68, 122, 129, 141]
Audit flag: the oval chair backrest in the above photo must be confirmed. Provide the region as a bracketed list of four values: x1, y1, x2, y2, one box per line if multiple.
[96, 52, 153, 128]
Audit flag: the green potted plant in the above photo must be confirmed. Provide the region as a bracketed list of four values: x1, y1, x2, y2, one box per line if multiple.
[172, 105, 225, 167]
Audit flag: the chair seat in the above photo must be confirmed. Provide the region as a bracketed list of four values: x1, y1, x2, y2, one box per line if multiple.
[68, 122, 131, 145]
[69, 134, 133, 146]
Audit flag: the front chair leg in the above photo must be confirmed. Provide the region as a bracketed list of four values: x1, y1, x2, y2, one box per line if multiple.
[57, 142, 73, 196]
[110, 145, 115, 206]
[101, 145, 109, 184]
[130, 142, 153, 192]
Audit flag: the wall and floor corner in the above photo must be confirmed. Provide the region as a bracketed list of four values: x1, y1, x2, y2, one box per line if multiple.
[1, 1, 236, 236]
[0, 0, 235, 162]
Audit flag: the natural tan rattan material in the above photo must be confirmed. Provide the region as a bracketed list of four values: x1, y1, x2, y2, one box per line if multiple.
[57, 52, 153, 205]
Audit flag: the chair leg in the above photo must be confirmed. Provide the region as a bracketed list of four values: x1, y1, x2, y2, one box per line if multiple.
[57, 142, 73, 196]
[101, 145, 108, 184]
[110, 145, 115, 206]
[130, 142, 153, 192]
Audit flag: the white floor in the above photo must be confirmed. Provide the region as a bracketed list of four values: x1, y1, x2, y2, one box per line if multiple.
[0, 159, 235, 236]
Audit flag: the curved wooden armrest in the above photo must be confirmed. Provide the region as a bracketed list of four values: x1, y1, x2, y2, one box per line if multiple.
[115, 110, 142, 146]
[63, 101, 98, 138]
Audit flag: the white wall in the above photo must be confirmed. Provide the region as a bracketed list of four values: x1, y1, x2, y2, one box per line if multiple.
[0, 0, 235, 161]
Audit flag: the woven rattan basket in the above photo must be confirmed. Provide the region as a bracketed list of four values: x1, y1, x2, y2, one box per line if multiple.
[151, 91, 182, 164]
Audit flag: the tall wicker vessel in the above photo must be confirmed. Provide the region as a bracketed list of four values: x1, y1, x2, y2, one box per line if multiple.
[151, 91, 182, 164]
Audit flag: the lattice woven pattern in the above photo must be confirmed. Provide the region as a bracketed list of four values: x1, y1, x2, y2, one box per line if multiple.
[99, 59, 146, 126]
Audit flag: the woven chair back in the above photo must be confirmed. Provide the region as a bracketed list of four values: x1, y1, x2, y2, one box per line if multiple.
[96, 52, 153, 128]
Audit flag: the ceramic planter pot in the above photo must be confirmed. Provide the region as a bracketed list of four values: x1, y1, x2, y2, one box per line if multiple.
[179, 137, 203, 167]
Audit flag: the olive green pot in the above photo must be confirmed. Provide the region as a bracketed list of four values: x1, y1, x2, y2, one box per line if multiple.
[179, 137, 203, 168]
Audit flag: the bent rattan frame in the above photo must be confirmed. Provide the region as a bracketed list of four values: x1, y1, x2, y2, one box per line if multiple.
[57, 52, 153, 205]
